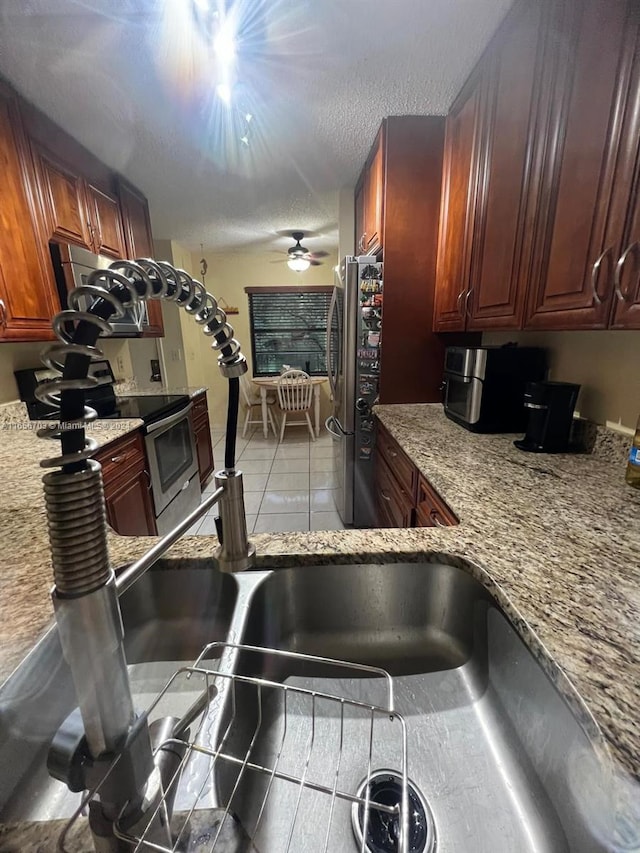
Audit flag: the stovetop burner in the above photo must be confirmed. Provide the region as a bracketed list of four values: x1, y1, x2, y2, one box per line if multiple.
[105, 394, 191, 424]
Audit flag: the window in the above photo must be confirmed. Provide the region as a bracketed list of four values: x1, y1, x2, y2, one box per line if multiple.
[246, 286, 334, 376]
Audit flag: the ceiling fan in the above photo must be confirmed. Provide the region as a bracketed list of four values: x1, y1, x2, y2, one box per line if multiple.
[275, 231, 329, 272]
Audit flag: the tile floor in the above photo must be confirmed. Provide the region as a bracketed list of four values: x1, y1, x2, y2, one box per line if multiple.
[187, 424, 345, 535]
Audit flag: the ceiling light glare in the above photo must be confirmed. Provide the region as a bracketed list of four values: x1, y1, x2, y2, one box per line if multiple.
[192, 0, 210, 11]
[214, 20, 236, 66]
[216, 82, 232, 104]
[240, 134, 249, 146]
[245, 113, 253, 123]
[288, 257, 311, 272]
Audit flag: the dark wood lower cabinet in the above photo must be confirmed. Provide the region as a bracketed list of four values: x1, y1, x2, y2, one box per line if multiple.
[104, 467, 157, 537]
[375, 420, 457, 529]
[93, 396, 213, 536]
[414, 473, 459, 528]
[93, 430, 156, 536]
[192, 391, 215, 486]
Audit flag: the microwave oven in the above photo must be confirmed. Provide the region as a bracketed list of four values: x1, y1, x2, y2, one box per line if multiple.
[50, 243, 148, 336]
[442, 345, 547, 433]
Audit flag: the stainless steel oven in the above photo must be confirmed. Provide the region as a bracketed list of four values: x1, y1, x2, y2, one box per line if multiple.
[144, 403, 200, 534]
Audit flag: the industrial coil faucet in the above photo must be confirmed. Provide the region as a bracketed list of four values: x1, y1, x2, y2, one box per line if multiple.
[36, 257, 255, 851]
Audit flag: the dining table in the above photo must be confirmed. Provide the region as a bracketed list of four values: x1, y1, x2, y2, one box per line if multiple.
[251, 376, 329, 438]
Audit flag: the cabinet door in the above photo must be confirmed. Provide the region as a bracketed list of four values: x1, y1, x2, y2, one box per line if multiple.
[118, 180, 164, 336]
[468, 2, 545, 330]
[525, 0, 629, 330]
[104, 467, 157, 536]
[0, 90, 58, 341]
[608, 6, 640, 329]
[34, 146, 92, 249]
[87, 184, 125, 259]
[434, 82, 482, 332]
[415, 474, 458, 527]
[375, 454, 412, 528]
[363, 129, 384, 255]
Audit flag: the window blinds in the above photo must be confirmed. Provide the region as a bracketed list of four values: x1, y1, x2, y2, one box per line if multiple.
[247, 289, 333, 376]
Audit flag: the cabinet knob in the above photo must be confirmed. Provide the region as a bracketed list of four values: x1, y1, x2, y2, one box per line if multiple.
[591, 246, 613, 305]
[614, 242, 640, 303]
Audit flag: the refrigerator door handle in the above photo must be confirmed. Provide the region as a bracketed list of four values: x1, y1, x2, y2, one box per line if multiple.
[325, 415, 352, 438]
[326, 287, 339, 400]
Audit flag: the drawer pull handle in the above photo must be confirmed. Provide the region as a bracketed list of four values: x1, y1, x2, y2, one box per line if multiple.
[111, 455, 124, 463]
[380, 490, 392, 502]
[388, 449, 398, 458]
[430, 511, 447, 528]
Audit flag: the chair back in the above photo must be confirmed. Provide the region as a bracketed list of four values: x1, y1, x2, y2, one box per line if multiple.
[239, 374, 255, 407]
[277, 369, 313, 411]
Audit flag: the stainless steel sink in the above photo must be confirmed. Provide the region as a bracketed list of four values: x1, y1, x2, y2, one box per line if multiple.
[213, 563, 613, 853]
[0, 562, 237, 823]
[0, 560, 623, 852]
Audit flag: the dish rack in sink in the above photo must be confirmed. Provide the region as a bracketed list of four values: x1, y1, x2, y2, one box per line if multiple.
[58, 643, 424, 853]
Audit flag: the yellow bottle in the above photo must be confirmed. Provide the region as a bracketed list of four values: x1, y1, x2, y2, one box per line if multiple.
[625, 415, 640, 488]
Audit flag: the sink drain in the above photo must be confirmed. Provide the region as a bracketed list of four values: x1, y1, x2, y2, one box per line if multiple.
[351, 770, 436, 853]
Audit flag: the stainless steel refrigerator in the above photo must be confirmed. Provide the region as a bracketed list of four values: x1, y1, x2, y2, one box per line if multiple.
[326, 255, 383, 527]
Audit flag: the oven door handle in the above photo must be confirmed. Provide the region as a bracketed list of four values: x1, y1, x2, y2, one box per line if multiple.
[145, 402, 193, 433]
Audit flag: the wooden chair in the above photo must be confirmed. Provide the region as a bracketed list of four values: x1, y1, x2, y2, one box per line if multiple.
[240, 375, 278, 437]
[276, 369, 315, 442]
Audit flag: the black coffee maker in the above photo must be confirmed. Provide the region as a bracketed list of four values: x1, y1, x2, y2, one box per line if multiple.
[514, 381, 580, 453]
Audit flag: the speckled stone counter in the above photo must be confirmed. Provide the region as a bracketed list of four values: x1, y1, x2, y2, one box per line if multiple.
[1, 401, 639, 800]
[374, 404, 640, 784]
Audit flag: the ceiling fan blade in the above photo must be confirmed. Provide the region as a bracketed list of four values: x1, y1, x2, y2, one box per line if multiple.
[309, 259, 324, 266]
[309, 250, 330, 259]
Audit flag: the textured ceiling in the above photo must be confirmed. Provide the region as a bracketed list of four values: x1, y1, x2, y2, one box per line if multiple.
[0, 0, 512, 254]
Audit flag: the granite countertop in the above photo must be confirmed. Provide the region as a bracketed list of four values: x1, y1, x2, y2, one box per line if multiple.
[0, 401, 639, 794]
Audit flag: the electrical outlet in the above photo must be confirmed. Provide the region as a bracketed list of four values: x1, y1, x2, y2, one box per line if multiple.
[116, 356, 125, 374]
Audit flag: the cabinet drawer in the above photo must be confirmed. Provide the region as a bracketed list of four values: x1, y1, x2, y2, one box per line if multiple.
[376, 422, 416, 500]
[94, 430, 146, 485]
[375, 453, 413, 528]
[191, 392, 209, 423]
[415, 473, 458, 527]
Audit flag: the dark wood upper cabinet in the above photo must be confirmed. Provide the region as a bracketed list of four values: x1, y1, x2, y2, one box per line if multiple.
[34, 146, 91, 249]
[86, 183, 125, 259]
[524, 0, 631, 330]
[34, 145, 125, 259]
[433, 80, 482, 332]
[467, 1, 546, 330]
[434, 0, 640, 334]
[375, 117, 458, 403]
[356, 127, 384, 255]
[118, 179, 164, 336]
[0, 86, 59, 341]
[605, 4, 640, 330]
[354, 181, 365, 256]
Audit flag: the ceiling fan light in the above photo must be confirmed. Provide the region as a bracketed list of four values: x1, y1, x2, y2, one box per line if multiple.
[288, 256, 311, 272]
